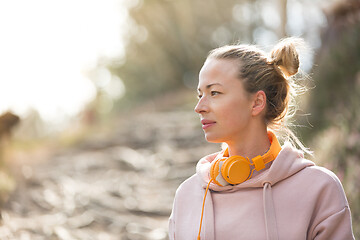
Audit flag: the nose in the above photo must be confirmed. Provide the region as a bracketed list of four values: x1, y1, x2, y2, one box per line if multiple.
[194, 97, 209, 114]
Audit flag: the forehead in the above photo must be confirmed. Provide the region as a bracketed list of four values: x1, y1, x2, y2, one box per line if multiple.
[198, 58, 240, 89]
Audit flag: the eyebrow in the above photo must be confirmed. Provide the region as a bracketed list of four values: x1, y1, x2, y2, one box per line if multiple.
[197, 83, 223, 92]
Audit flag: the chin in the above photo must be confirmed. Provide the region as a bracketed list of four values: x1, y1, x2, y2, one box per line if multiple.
[204, 133, 225, 143]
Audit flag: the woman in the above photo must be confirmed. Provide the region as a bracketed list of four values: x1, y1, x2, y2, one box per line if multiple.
[168, 38, 354, 240]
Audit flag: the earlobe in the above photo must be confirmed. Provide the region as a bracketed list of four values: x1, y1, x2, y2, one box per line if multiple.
[252, 91, 266, 116]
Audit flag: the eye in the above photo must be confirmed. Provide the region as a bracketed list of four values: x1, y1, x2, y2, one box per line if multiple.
[211, 91, 221, 96]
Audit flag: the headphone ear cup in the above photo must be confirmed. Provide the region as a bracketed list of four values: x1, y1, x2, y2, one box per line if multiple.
[221, 156, 251, 185]
[210, 158, 230, 186]
[210, 159, 220, 184]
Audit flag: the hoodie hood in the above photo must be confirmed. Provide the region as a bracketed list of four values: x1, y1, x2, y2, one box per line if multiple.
[196, 142, 315, 192]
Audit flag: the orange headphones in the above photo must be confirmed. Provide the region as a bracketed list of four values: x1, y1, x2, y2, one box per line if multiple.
[197, 131, 281, 240]
[210, 131, 281, 186]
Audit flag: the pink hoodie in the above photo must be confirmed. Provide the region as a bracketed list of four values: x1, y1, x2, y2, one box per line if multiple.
[169, 142, 354, 240]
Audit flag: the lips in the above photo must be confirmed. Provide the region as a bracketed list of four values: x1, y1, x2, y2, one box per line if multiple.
[201, 119, 216, 130]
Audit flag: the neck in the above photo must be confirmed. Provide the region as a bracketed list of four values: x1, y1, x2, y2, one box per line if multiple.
[226, 127, 270, 159]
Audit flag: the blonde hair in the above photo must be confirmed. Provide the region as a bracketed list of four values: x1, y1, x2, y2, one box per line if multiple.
[207, 38, 311, 155]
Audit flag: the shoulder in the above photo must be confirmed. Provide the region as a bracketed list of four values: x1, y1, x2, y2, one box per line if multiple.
[301, 166, 354, 239]
[173, 173, 208, 203]
[300, 165, 349, 206]
[175, 174, 202, 195]
[172, 174, 205, 212]
[303, 165, 344, 188]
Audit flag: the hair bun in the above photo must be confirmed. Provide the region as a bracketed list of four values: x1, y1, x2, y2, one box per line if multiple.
[270, 38, 302, 77]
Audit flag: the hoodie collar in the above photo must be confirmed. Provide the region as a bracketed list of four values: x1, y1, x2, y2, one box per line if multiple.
[196, 142, 315, 192]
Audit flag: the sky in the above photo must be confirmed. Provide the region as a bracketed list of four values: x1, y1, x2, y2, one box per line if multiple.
[0, 0, 130, 123]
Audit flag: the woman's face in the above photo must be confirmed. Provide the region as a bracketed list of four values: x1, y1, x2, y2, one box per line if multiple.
[195, 58, 255, 143]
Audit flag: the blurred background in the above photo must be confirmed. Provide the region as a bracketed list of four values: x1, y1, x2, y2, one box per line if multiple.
[0, 0, 359, 239]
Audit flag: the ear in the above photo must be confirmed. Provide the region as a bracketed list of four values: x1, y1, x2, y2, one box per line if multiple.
[251, 90, 266, 117]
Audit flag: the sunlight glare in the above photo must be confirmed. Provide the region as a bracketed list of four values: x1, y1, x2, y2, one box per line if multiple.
[0, 0, 128, 123]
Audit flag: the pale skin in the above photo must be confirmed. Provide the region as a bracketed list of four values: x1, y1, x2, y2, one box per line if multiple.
[195, 58, 271, 159]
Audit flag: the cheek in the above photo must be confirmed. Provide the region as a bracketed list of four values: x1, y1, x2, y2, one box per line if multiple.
[224, 113, 247, 128]
[219, 101, 252, 126]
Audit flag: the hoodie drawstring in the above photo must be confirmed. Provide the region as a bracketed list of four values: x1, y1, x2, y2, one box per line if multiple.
[263, 182, 279, 240]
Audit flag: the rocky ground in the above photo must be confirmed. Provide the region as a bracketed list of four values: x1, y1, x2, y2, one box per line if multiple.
[0, 111, 219, 240]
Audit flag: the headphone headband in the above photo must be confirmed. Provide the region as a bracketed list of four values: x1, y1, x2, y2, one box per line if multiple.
[222, 131, 281, 171]
[210, 131, 282, 186]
